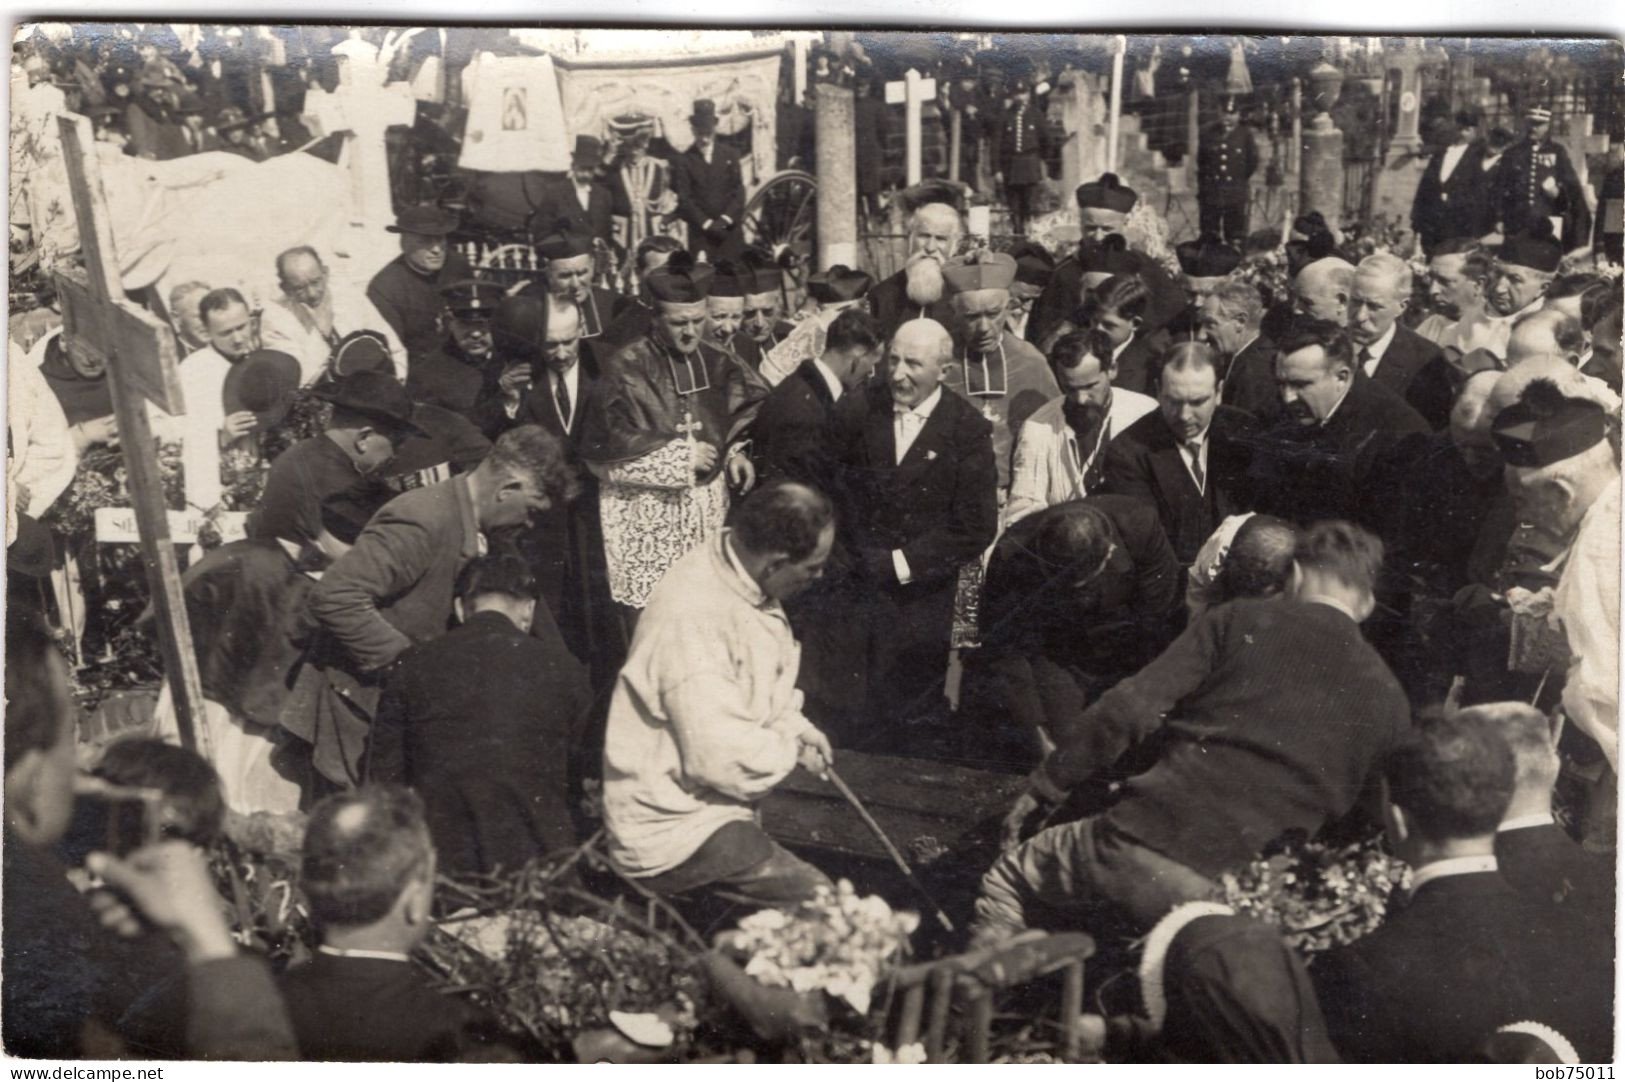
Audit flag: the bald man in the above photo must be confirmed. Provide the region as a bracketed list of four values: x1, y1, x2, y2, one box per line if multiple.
[1294, 256, 1357, 325]
[868, 204, 962, 340]
[830, 318, 998, 741]
[1504, 308, 1583, 369]
[1348, 254, 1457, 430]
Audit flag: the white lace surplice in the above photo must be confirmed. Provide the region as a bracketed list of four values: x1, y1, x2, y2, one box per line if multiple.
[595, 439, 729, 607]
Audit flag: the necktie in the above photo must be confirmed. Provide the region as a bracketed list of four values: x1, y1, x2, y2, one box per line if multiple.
[895, 409, 923, 460]
[1187, 441, 1206, 492]
[555, 372, 572, 430]
[1359, 346, 1374, 375]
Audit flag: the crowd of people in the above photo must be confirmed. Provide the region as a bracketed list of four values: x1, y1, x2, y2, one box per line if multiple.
[4, 27, 1622, 1064]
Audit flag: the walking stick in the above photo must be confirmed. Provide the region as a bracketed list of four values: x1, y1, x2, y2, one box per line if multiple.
[824, 766, 956, 933]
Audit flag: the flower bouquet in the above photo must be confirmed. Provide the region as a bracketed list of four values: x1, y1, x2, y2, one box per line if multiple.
[1214, 832, 1410, 954]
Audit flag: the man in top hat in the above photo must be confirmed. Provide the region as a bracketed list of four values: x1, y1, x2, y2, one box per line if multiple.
[1481, 223, 1565, 360]
[521, 219, 622, 360]
[367, 204, 474, 370]
[262, 245, 404, 387]
[995, 78, 1053, 236]
[1411, 109, 1494, 256]
[1495, 106, 1591, 252]
[1196, 98, 1259, 247]
[403, 280, 512, 436]
[1030, 174, 1184, 348]
[671, 99, 746, 261]
[944, 250, 1060, 495]
[579, 260, 770, 632]
[758, 264, 875, 387]
[869, 186, 965, 340]
[1005, 241, 1054, 342]
[535, 135, 615, 250]
[247, 370, 424, 559]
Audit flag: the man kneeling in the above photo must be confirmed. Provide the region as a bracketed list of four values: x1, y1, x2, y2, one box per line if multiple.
[602, 480, 836, 907]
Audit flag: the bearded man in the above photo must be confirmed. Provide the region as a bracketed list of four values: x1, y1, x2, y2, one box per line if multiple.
[869, 197, 962, 340]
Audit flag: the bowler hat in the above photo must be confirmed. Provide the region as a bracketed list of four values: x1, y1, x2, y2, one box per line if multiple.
[387, 204, 460, 237]
[222, 349, 301, 431]
[312, 369, 425, 436]
[570, 134, 603, 168]
[492, 291, 549, 353]
[689, 98, 719, 133]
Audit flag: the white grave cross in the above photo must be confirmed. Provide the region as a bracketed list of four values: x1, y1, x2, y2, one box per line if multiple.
[885, 68, 938, 187]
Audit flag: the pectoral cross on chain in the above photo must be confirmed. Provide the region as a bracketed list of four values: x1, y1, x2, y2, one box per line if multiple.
[676, 409, 704, 444]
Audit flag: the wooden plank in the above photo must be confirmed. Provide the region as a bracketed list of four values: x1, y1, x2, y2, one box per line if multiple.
[51, 113, 208, 759]
[760, 750, 1026, 862]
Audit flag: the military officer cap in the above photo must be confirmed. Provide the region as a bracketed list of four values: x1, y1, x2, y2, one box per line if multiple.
[806, 265, 873, 304]
[943, 250, 1018, 294]
[647, 261, 716, 305]
[535, 218, 595, 261]
[1176, 236, 1243, 279]
[1526, 106, 1553, 123]
[1008, 241, 1056, 288]
[1492, 380, 1608, 468]
[439, 279, 506, 321]
[1075, 172, 1138, 213]
[1499, 220, 1563, 273]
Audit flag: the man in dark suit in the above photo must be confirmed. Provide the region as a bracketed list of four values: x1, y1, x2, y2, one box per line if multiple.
[490, 293, 617, 686]
[533, 135, 614, 247]
[1199, 278, 1278, 422]
[1103, 342, 1256, 566]
[1313, 712, 1611, 1063]
[521, 220, 622, 353]
[1411, 109, 1494, 255]
[975, 521, 1411, 940]
[278, 787, 505, 1060]
[964, 495, 1182, 765]
[1483, 701, 1615, 925]
[1196, 98, 1259, 247]
[1249, 319, 1428, 532]
[1349, 253, 1458, 430]
[366, 205, 474, 371]
[995, 78, 1053, 236]
[832, 318, 998, 739]
[371, 554, 590, 875]
[753, 308, 881, 490]
[671, 98, 745, 261]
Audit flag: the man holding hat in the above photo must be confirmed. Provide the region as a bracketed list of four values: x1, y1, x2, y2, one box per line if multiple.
[263, 245, 404, 387]
[944, 250, 1060, 494]
[1411, 109, 1494, 255]
[1030, 174, 1183, 348]
[1495, 106, 1590, 251]
[367, 204, 473, 370]
[671, 98, 745, 261]
[535, 135, 614, 249]
[580, 259, 769, 630]
[1005, 241, 1055, 342]
[1196, 98, 1259, 248]
[404, 280, 511, 434]
[247, 370, 423, 558]
[995, 78, 1053, 236]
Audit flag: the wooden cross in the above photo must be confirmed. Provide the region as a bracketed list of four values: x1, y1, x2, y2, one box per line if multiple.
[885, 68, 937, 187]
[52, 113, 210, 757]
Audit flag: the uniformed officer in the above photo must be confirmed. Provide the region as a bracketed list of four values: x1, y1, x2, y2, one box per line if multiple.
[1495, 106, 1592, 252]
[1196, 97, 1259, 247]
[995, 78, 1052, 236]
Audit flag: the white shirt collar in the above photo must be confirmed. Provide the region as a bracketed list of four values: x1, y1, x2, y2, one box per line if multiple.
[1111, 338, 1131, 363]
[811, 358, 845, 402]
[897, 385, 943, 420]
[1299, 592, 1362, 623]
[1320, 379, 1354, 423]
[1359, 321, 1399, 371]
[1499, 811, 1556, 832]
[1409, 854, 1498, 894]
[318, 945, 412, 963]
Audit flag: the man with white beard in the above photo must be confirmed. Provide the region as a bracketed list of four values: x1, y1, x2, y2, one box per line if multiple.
[869, 195, 963, 340]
